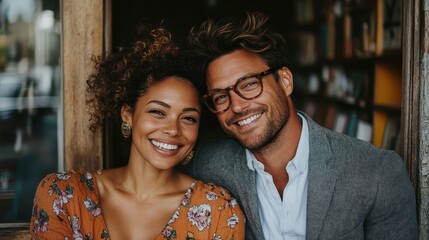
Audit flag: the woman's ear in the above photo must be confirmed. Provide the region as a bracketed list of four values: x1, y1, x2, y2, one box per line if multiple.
[278, 66, 293, 96]
[121, 104, 132, 125]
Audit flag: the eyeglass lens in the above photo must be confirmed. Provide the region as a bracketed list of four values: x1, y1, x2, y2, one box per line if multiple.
[205, 76, 262, 113]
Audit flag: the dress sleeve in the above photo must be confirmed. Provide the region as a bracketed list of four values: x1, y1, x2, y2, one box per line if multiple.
[29, 173, 74, 239]
[212, 197, 246, 240]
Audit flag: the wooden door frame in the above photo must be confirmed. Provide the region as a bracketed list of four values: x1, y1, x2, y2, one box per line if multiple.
[402, 0, 420, 192]
[62, 0, 110, 171]
[402, 0, 428, 238]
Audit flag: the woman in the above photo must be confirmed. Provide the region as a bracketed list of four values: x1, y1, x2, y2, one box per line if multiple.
[29, 24, 245, 240]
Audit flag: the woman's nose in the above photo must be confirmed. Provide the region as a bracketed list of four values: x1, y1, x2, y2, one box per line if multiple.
[162, 120, 180, 136]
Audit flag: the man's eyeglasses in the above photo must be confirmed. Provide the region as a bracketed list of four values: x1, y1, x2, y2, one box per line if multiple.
[202, 67, 280, 114]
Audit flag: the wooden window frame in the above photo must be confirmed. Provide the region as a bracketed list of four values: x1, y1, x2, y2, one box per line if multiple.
[62, 0, 108, 171]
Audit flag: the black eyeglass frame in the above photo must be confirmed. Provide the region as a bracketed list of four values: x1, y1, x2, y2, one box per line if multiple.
[202, 67, 281, 114]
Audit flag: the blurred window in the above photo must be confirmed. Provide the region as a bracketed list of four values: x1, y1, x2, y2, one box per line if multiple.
[0, 0, 60, 223]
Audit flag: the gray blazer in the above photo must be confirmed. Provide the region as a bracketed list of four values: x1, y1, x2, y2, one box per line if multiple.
[188, 114, 418, 240]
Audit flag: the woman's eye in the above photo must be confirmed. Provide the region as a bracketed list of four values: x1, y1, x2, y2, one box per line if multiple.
[148, 109, 165, 116]
[182, 116, 198, 124]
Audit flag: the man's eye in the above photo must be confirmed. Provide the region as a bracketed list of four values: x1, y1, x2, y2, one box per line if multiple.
[213, 94, 229, 105]
[239, 78, 260, 91]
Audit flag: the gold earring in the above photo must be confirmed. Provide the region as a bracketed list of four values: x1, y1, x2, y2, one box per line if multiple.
[181, 150, 194, 165]
[121, 122, 131, 138]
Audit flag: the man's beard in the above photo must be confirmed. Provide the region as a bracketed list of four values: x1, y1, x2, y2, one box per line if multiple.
[223, 101, 291, 151]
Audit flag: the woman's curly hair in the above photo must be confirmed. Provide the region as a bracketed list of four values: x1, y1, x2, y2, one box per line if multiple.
[86, 24, 191, 132]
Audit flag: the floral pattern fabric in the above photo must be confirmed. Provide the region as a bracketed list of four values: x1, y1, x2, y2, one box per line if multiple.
[30, 170, 245, 240]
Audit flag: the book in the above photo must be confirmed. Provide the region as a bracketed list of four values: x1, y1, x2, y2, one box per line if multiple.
[374, 60, 402, 108]
[356, 120, 373, 142]
[324, 105, 338, 130]
[345, 111, 359, 138]
[382, 0, 402, 51]
[333, 112, 349, 133]
[350, 7, 376, 56]
[295, 0, 315, 24]
[381, 114, 401, 149]
[376, 0, 402, 54]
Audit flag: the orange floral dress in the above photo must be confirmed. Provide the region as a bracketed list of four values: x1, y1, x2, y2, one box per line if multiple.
[30, 171, 245, 240]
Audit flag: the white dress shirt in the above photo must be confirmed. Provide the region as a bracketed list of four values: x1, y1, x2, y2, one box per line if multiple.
[246, 114, 309, 240]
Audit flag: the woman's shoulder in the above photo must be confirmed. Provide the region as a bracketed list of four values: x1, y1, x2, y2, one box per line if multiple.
[37, 170, 99, 194]
[31, 170, 105, 238]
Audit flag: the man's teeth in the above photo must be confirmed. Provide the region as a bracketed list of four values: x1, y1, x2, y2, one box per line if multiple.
[237, 114, 262, 126]
[151, 140, 178, 150]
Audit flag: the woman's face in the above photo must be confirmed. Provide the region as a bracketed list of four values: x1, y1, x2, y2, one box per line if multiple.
[122, 77, 201, 170]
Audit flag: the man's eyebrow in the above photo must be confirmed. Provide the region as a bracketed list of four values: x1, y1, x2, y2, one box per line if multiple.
[208, 71, 259, 91]
[236, 71, 260, 81]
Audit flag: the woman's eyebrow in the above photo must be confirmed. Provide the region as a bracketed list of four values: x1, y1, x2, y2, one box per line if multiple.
[183, 107, 200, 114]
[148, 100, 200, 114]
[147, 100, 170, 108]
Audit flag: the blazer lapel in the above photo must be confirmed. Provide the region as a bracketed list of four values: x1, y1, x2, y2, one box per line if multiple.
[233, 149, 264, 239]
[304, 116, 339, 240]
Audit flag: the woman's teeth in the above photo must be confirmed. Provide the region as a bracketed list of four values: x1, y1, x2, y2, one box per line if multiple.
[151, 140, 178, 150]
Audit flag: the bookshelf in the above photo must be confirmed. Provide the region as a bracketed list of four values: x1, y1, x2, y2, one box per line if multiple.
[291, 0, 402, 151]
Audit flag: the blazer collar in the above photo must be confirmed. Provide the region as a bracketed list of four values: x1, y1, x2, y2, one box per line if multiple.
[301, 113, 339, 240]
[232, 146, 265, 239]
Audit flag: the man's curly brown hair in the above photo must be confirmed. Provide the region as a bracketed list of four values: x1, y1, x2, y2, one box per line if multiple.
[86, 24, 193, 132]
[186, 11, 289, 93]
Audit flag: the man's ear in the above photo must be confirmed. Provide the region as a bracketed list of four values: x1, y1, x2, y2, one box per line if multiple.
[121, 104, 132, 125]
[278, 66, 293, 96]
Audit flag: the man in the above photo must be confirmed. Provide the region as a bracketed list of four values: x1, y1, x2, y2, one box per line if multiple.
[185, 12, 418, 240]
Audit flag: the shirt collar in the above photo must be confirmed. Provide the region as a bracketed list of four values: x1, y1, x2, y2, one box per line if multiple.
[291, 113, 309, 173]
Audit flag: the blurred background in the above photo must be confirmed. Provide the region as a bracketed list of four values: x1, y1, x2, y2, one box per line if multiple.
[0, 0, 60, 223]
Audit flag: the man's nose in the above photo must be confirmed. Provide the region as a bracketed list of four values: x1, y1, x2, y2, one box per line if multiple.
[229, 91, 250, 113]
